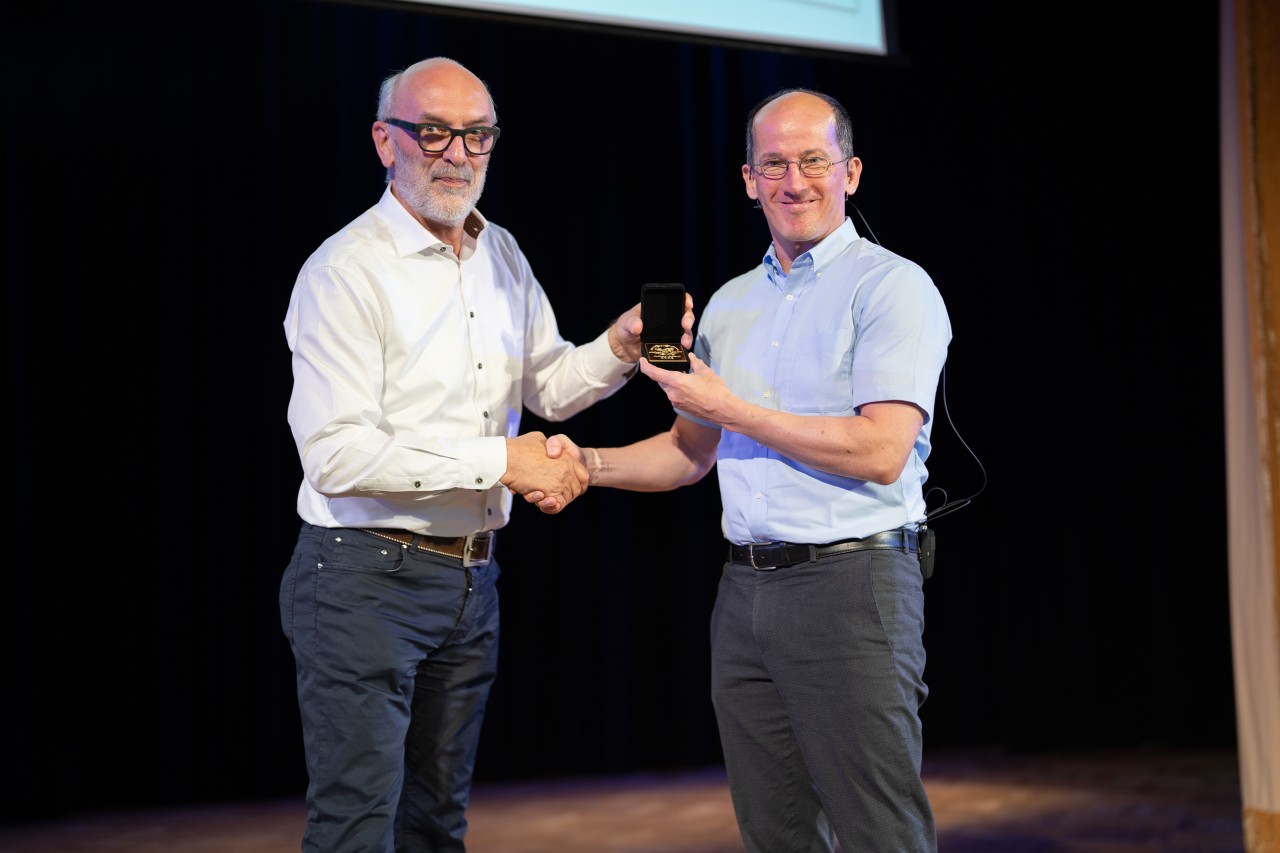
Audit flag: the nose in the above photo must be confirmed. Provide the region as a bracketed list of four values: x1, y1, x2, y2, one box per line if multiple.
[441, 134, 470, 165]
[780, 163, 810, 191]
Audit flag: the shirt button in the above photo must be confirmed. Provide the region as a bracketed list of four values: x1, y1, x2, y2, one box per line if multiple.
[762, 391, 771, 399]
[785, 294, 794, 301]
[772, 341, 779, 347]
[475, 477, 483, 484]
[413, 480, 421, 488]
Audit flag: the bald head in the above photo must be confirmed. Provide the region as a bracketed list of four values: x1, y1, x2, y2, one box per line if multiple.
[376, 57, 497, 124]
[744, 88, 853, 166]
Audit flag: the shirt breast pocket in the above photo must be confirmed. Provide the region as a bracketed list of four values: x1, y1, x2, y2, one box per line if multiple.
[781, 320, 854, 415]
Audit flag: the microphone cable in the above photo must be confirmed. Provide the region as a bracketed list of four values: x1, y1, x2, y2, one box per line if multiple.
[849, 201, 987, 522]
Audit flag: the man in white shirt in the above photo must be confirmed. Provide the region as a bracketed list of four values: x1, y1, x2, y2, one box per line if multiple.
[279, 56, 691, 852]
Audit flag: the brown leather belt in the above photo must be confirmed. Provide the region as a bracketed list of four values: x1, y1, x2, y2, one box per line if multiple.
[729, 527, 918, 570]
[360, 528, 495, 566]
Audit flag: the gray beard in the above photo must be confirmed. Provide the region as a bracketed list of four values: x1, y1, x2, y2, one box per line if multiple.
[398, 160, 487, 227]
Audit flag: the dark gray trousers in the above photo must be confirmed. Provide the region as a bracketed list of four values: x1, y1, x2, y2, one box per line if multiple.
[711, 547, 936, 852]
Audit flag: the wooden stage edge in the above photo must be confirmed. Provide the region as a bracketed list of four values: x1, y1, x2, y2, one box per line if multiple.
[0, 747, 1246, 852]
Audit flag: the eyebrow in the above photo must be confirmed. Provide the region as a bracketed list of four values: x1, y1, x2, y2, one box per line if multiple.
[411, 112, 496, 127]
[758, 148, 837, 159]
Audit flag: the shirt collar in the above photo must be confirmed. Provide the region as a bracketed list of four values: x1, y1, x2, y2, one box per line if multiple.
[762, 217, 861, 279]
[376, 184, 488, 258]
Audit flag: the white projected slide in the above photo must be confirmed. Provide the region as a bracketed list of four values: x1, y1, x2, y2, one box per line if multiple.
[406, 0, 888, 56]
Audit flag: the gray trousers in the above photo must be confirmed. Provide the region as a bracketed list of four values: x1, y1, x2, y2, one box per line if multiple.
[711, 547, 936, 853]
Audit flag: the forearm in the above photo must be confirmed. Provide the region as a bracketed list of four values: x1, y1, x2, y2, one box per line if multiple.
[718, 401, 918, 486]
[524, 330, 636, 422]
[585, 426, 715, 492]
[298, 429, 508, 497]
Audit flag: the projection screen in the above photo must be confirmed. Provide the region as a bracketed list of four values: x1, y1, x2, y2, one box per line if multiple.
[397, 0, 892, 58]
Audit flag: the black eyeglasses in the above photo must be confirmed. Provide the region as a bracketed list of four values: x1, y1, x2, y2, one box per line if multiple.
[384, 119, 501, 155]
[752, 156, 851, 179]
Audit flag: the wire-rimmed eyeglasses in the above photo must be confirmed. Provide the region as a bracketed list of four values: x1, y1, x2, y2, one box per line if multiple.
[752, 156, 851, 179]
[384, 119, 501, 155]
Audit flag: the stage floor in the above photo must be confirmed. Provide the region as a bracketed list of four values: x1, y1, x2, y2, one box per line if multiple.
[0, 747, 1245, 852]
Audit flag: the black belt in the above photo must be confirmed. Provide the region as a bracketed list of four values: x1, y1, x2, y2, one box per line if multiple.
[360, 528, 494, 566]
[729, 528, 918, 570]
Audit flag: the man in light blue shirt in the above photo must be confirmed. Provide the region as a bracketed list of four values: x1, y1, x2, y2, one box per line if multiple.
[546, 88, 951, 851]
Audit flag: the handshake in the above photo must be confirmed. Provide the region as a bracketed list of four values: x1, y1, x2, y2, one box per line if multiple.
[500, 431, 589, 514]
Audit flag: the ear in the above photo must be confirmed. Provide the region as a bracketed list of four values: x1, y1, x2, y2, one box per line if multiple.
[845, 157, 863, 196]
[373, 121, 396, 169]
[742, 163, 759, 201]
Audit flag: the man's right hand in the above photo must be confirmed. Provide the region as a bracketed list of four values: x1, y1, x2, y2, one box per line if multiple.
[501, 432, 589, 513]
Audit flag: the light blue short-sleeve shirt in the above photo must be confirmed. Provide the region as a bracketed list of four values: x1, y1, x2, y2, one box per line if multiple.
[688, 218, 951, 545]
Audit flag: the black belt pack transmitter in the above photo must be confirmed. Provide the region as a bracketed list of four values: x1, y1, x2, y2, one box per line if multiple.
[919, 526, 936, 580]
[640, 282, 689, 371]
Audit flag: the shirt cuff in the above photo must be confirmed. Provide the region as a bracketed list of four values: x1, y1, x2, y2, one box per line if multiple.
[585, 328, 639, 383]
[455, 436, 508, 489]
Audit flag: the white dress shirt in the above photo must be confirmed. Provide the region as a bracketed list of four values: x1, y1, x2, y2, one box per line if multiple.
[284, 186, 635, 536]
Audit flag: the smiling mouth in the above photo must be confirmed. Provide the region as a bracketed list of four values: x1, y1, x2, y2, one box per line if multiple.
[434, 175, 469, 184]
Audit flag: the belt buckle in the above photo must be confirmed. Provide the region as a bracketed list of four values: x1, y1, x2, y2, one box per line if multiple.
[746, 543, 780, 570]
[463, 532, 493, 567]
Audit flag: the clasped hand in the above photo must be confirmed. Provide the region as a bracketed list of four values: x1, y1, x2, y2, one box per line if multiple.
[504, 299, 706, 515]
[502, 432, 588, 514]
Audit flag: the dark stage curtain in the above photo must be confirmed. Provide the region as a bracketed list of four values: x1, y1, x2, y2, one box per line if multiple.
[3, 0, 1231, 823]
